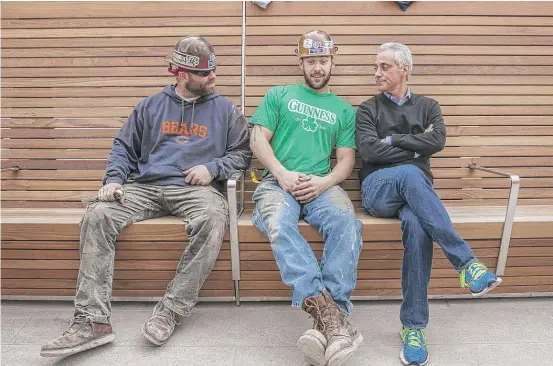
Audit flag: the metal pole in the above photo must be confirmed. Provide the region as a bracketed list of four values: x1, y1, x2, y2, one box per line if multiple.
[240, 0, 246, 114]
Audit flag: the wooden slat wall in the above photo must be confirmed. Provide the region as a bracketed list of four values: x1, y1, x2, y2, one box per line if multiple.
[1, 1, 242, 208]
[2, 2, 553, 209]
[245, 1, 553, 208]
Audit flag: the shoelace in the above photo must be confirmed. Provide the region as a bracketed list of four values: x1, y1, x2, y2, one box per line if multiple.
[322, 306, 342, 335]
[402, 327, 426, 349]
[157, 309, 182, 327]
[460, 261, 487, 288]
[303, 298, 327, 333]
[303, 298, 343, 335]
[169, 311, 182, 326]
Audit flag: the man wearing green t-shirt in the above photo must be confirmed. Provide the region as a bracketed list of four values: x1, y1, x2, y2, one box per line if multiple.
[249, 30, 363, 366]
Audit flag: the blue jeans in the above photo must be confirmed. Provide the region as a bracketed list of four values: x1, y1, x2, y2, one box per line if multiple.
[361, 165, 476, 329]
[252, 176, 363, 315]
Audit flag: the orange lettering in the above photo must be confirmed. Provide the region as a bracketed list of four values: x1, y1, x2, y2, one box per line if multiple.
[190, 123, 199, 136]
[170, 122, 179, 134]
[162, 121, 171, 133]
[178, 124, 189, 135]
[198, 125, 208, 138]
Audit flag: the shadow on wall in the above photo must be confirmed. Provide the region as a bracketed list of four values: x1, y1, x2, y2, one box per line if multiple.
[252, 1, 271, 9]
[251, 1, 414, 11]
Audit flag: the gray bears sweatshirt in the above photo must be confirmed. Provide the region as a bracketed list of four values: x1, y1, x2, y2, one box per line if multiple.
[103, 85, 252, 187]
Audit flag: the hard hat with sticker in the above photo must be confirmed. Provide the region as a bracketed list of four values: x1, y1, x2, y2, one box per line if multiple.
[167, 36, 217, 71]
[296, 30, 337, 58]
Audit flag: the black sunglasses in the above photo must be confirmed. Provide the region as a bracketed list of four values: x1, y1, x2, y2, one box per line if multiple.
[188, 68, 216, 77]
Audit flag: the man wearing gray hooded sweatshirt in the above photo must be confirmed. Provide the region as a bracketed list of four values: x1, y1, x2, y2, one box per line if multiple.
[40, 36, 252, 357]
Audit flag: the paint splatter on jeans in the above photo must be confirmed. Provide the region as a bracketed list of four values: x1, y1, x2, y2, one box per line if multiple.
[252, 176, 362, 315]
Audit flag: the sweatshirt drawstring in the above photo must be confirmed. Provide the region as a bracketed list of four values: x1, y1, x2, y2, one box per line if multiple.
[181, 100, 184, 125]
[177, 92, 197, 131]
[179, 100, 195, 130]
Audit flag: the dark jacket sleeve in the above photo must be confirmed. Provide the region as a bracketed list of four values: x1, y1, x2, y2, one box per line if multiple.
[102, 104, 145, 185]
[390, 101, 447, 156]
[205, 106, 252, 181]
[355, 102, 415, 165]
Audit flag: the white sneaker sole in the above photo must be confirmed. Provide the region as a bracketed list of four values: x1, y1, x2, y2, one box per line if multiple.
[472, 277, 502, 297]
[326, 332, 364, 366]
[298, 329, 327, 366]
[40, 333, 115, 357]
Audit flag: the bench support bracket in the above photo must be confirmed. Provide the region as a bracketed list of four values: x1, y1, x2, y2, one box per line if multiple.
[469, 164, 520, 276]
[227, 171, 245, 305]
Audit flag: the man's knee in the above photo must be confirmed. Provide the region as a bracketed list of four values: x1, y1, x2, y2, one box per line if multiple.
[324, 186, 355, 215]
[398, 165, 430, 186]
[200, 198, 229, 229]
[80, 203, 119, 231]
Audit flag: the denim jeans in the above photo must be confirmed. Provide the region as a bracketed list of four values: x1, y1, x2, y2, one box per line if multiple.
[74, 183, 228, 323]
[252, 176, 363, 315]
[361, 165, 476, 329]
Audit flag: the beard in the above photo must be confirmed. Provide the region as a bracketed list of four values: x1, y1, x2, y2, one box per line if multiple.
[185, 78, 215, 96]
[303, 70, 331, 90]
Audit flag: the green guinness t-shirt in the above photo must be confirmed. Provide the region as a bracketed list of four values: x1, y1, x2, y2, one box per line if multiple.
[250, 83, 356, 177]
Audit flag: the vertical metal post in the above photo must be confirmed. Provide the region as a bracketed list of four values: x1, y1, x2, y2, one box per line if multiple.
[241, 0, 246, 114]
[227, 172, 244, 306]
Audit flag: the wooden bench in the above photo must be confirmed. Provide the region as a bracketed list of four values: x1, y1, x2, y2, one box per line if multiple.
[2, 1, 553, 303]
[1, 178, 244, 301]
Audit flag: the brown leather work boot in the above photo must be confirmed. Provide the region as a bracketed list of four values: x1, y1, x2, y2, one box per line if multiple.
[320, 290, 363, 366]
[301, 289, 363, 366]
[298, 292, 328, 366]
[142, 300, 182, 345]
[40, 320, 115, 357]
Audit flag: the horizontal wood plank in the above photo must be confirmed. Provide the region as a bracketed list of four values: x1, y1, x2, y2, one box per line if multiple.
[1, 1, 241, 18]
[245, 1, 553, 16]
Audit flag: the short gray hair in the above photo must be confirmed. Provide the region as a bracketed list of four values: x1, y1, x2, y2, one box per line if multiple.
[379, 43, 413, 77]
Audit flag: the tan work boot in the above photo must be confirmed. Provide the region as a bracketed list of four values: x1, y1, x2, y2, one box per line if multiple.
[324, 316, 363, 366]
[40, 320, 115, 357]
[142, 300, 182, 345]
[298, 293, 328, 366]
[302, 289, 363, 366]
[322, 290, 363, 366]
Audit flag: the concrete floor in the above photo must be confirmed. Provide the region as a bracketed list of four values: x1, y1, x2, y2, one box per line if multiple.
[2, 297, 552, 365]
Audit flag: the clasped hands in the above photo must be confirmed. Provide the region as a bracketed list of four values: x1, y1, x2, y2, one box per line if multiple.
[275, 170, 331, 204]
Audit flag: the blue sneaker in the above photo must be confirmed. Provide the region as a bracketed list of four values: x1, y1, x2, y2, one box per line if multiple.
[460, 261, 502, 297]
[400, 327, 429, 366]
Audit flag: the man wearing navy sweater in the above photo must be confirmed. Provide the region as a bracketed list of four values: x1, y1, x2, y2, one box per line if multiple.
[355, 43, 502, 366]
